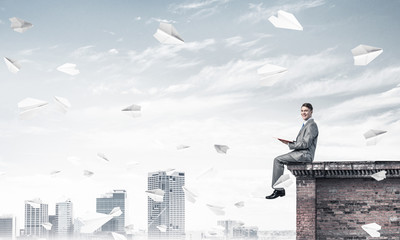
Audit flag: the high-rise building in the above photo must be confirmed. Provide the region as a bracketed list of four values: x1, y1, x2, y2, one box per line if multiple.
[55, 200, 73, 237]
[0, 215, 16, 240]
[24, 199, 49, 237]
[148, 171, 185, 240]
[96, 190, 126, 233]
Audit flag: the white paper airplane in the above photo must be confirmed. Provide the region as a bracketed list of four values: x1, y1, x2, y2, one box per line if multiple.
[206, 204, 225, 216]
[363, 129, 387, 139]
[77, 212, 114, 233]
[9, 17, 33, 33]
[257, 64, 287, 86]
[177, 145, 190, 150]
[109, 207, 122, 217]
[18, 98, 48, 119]
[122, 104, 141, 118]
[54, 96, 71, 113]
[234, 201, 245, 208]
[41, 222, 52, 230]
[156, 225, 168, 232]
[351, 44, 383, 66]
[145, 189, 165, 202]
[153, 22, 184, 44]
[26, 199, 41, 208]
[214, 144, 229, 154]
[111, 232, 127, 240]
[361, 223, 381, 237]
[4, 57, 21, 73]
[57, 63, 80, 76]
[97, 152, 110, 162]
[182, 186, 198, 203]
[268, 10, 303, 31]
[83, 170, 94, 177]
[50, 170, 61, 176]
[371, 170, 387, 181]
[196, 167, 218, 180]
[273, 174, 294, 189]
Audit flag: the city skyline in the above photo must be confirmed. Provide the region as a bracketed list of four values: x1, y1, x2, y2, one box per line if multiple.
[1, 0, 400, 233]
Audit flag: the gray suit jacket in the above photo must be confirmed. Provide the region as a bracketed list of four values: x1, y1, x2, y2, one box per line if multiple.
[287, 119, 319, 162]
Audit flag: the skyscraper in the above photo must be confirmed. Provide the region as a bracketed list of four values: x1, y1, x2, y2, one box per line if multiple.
[96, 190, 126, 233]
[0, 215, 16, 240]
[55, 200, 73, 238]
[24, 199, 49, 238]
[148, 171, 185, 240]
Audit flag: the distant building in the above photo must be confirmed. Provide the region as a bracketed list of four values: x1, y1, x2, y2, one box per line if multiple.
[217, 220, 258, 239]
[148, 170, 185, 240]
[55, 200, 73, 237]
[48, 215, 57, 238]
[0, 215, 16, 240]
[96, 190, 126, 233]
[24, 199, 49, 238]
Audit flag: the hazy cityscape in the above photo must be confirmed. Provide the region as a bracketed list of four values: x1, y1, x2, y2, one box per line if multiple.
[0, 170, 295, 240]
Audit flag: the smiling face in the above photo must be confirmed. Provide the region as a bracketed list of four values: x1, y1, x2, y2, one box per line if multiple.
[301, 106, 313, 121]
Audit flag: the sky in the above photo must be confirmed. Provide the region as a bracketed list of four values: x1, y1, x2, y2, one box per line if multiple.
[1, 0, 400, 234]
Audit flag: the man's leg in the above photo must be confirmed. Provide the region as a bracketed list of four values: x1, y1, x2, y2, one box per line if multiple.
[271, 152, 297, 189]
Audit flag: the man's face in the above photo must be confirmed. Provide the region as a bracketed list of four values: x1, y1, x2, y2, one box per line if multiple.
[301, 106, 312, 121]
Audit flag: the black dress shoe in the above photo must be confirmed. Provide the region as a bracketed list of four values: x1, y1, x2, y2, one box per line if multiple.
[265, 189, 285, 199]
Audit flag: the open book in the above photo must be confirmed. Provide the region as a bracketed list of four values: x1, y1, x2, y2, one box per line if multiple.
[275, 137, 294, 144]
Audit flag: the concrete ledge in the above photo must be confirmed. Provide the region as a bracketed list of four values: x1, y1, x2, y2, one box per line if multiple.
[287, 161, 400, 179]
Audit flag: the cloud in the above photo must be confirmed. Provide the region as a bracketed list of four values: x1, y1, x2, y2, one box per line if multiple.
[146, 17, 177, 25]
[320, 84, 400, 122]
[18, 48, 40, 56]
[285, 65, 400, 99]
[70, 45, 108, 62]
[239, 0, 326, 23]
[169, 0, 231, 19]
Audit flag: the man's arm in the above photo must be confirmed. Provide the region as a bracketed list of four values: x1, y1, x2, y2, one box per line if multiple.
[288, 124, 318, 150]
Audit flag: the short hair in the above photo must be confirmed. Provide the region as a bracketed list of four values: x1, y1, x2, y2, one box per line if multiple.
[302, 103, 313, 111]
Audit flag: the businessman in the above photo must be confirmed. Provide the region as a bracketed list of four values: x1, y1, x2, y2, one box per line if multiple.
[265, 103, 319, 199]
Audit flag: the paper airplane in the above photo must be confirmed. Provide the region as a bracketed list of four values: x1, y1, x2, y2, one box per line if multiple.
[54, 96, 71, 113]
[4, 57, 21, 73]
[42, 222, 52, 230]
[351, 44, 383, 66]
[156, 225, 168, 232]
[9, 17, 33, 33]
[234, 201, 245, 208]
[153, 22, 184, 44]
[18, 98, 48, 119]
[77, 212, 114, 233]
[206, 204, 225, 216]
[26, 199, 41, 208]
[83, 170, 94, 177]
[57, 63, 80, 76]
[145, 189, 165, 202]
[97, 153, 110, 162]
[177, 145, 190, 150]
[273, 174, 294, 189]
[196, 167, 218, 180]
[50, 170, 61, 176]
[361, 223, 381, 237]
[182, 186, 198, 203]
[214, 144, 229, 154]
[122, 104, 141, 118]
[111, 232, 127, 240]
[0, 172, 6, 177]
[363, 129, 387, 139]
[371, 170, 387, 181]
[257, 64, 287, 86]
[109, 207, 123, 217]
[268, 10, 303, 31]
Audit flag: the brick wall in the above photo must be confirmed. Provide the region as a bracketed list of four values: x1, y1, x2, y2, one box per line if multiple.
[288, 161, 400, 240]
[316, 178, 400, 239]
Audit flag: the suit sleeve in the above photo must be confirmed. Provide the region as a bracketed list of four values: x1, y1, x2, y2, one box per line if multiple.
[288, 124, 318, 150]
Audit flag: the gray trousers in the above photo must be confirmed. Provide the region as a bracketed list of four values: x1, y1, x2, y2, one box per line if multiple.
[271, 152, 310, 190]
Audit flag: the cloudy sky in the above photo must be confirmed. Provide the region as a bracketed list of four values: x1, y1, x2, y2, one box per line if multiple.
[1, 0, 400, 233]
